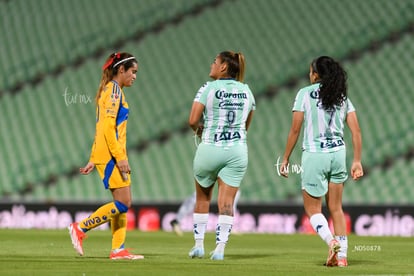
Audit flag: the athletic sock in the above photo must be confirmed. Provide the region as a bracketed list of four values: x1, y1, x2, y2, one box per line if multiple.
[335, 235, 348, 258]
[112, 212, 127, 250]
[79, 200, 128, 232]
[214, 215, 234, 254]
[309, 213, 334, 245]
[193, 213, 209, 248]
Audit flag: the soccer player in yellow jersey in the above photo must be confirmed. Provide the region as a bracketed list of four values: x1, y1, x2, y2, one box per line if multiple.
[68, 52, 143, 260]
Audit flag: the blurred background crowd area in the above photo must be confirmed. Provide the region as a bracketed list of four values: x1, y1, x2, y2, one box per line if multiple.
[0, 0, 413, 205]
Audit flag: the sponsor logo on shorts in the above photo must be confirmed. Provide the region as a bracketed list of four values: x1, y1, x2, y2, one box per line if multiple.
[306, 183, 317, 187]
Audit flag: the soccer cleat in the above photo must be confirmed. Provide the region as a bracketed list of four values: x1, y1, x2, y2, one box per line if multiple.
[188, 247, 204, 258]
[210, 251, 224, 261]
[337, 257, 348, 267]
[170, 219, 183, 236]
[326, 239, 341, 267]
[110, 249, 144, 260]
[68, 222, 87, 256]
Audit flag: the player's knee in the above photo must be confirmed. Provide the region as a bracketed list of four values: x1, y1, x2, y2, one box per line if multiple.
[115, 200, 130, 212]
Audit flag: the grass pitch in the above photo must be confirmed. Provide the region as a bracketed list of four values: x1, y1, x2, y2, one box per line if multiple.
[0, 229, 413, 276]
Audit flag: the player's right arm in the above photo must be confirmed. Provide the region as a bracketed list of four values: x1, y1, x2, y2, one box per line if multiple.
[280, 111, 304, 178]
[80, 162, 95, 174]
[188, 101, 205, 133]
[189, 82, 209, 133]
[103, 115, 127, 162]
[101, 84, 128, 164]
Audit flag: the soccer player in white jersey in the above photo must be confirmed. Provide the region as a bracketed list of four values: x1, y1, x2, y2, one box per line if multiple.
[187, 51, 255, 260]
[280, 56, 363, 267]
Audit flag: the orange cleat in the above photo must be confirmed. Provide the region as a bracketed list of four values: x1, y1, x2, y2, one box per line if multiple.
[326, 239, 340, 267]
[68, 222, 87, 256]
[110, 249, 144, 260]
[337, 257, 348, 267]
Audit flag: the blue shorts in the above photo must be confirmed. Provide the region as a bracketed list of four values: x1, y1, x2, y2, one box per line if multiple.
[193, 143, 248, 188]
[301, 149, 348, 197]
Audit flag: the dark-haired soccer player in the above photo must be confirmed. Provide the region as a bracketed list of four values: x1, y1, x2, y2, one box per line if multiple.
[280, 56, 363, 267]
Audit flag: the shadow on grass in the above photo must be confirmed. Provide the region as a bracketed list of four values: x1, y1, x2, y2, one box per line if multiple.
[2, 255, 110, 262]
[226, 254, 276, 260]
[316, 259, 381, 267]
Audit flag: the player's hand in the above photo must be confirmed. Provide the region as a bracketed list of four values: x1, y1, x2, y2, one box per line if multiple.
[351, 161, 363, 180]
[117, 159, 131, 181]
[279, 159, 289, 178]
[80, 162, 95, 175]
[195, 125, 204, 138]
[117, 159, 131, 174]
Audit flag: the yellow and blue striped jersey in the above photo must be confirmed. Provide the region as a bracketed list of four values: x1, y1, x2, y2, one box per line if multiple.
[89, 80, 129, 164]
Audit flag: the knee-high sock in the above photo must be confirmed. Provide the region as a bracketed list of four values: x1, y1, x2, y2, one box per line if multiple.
[79, 201, 128, 232]
[309, 213, 334, 245]
[335, 235, 348, 258]
[111, 212, 127, 250]
[193, 213, 209, 248]
[214, 215, 233, 253]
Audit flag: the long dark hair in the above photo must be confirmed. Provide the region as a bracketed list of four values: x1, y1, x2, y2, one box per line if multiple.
[311, 56, 347, 110]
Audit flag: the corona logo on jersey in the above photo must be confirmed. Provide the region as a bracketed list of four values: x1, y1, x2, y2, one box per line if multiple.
[215, 89, 247, 109]
[215, 89, 247, 100]
[310, 89, 320, 99]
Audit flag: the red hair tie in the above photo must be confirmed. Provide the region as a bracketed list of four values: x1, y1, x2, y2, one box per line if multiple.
[102, 57, 114, 70]
[102, 52, 121, 71]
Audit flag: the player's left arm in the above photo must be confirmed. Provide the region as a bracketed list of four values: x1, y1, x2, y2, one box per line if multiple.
[103, 116, 126, 161]
[346, 111, 363, 180]
[102, 90, 127, 163]
[245, 110, 254, 131]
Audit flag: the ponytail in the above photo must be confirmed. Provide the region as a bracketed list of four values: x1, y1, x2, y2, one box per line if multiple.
[96, 69, 113, 103]
[311, 56, 347, 110]
[219, 51, 246, 82]
[235, 52, 245, 82]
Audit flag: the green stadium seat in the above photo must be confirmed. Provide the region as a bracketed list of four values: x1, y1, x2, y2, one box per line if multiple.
[1, 0, 413, 204]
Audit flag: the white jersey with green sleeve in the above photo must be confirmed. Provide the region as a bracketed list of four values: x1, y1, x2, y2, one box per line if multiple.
[292, 83, 355, 153]
[193, 79, 256, 146]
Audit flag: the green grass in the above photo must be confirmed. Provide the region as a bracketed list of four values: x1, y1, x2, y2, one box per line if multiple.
[0, 229, 413, 276]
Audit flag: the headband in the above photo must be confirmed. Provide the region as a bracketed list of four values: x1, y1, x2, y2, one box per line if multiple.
[113, 57, 136, 68]
[102, 53, 136, 71]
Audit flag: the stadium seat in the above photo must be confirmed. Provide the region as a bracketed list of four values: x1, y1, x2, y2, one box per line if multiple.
[1, 0, 413, 204]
